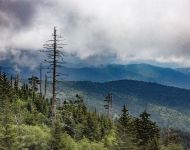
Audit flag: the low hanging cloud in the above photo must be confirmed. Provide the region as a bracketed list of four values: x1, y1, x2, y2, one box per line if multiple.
[0, 0, 190, 67]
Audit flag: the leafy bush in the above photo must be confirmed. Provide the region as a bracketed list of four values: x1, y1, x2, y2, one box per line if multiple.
[12, 125, 51, 150]
[78, 138, 106, 150]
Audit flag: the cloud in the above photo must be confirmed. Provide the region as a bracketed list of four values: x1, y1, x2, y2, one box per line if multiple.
[0, 0, 40, 29]
[0, 49, 44, 70]
[0, 0, 190, 67]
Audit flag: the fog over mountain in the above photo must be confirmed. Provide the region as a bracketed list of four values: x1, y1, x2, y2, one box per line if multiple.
[2, 51, 190, 89]
[1, 0, 190, 67]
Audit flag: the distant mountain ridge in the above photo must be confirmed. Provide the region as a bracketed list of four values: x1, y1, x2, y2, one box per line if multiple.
[63, 64, 190, 89]
[177, 67, 190, 75]
[2, 55, 190, 89]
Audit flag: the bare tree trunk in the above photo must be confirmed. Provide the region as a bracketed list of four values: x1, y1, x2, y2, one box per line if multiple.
[51, 27, 57, 126]
[42, 27, 65, 126]
[44, 74, 47, 99]
[40, 63, 42, 96]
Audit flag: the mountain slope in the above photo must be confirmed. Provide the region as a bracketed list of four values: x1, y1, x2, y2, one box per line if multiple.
[56, 80, 190, 131]
[177, 67, 190, 75]
[63, 64, 190, 89]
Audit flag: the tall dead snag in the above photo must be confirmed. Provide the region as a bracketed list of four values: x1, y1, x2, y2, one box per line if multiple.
[42, 27, 66, 126]
[10, 75, 13, 88]
[14, 73, 20, 92]
[39, 63, 42, 96]
[39, 63, 49, 97]
[104, 93, 113, 118]
[44, 74, 47, 99]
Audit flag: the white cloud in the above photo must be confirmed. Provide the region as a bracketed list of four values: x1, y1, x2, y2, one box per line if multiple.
[1, 0, 190, 67]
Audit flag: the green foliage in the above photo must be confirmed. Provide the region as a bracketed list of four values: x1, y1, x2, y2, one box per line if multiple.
[59, 133, 78, 150]
[0, 124, 15, 150]
[12, 125, 51, 150]
[135, 110, 160, 149]
[77, 138, 106, 150]
[102, 129, 117, 149]
[84, 113, 101, 141]
[160, 144, 183, 150]
[51, 120, 64, 150]
[0, 124, 51, 150]
[58, 80, 190, 132]
[116, 105, 138, 150]
[28, 75, 40, 92]
[61, 96, 112, 142]
[0, 72, 186, 150]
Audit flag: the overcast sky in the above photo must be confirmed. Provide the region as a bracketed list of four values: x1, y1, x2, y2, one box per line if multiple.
[0, 0, 190, 67]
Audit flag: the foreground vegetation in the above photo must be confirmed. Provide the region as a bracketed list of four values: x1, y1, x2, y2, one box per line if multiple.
[0, 72, 186, 150]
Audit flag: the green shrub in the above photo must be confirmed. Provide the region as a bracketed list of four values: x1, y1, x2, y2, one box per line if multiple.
[12, 125, 51, 150]
[78, 138, 106, 150]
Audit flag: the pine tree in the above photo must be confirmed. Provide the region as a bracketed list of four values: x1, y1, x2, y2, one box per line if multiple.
[51, 120, 63, 150]
[135, 110, 160, 150]
[0, 97, 15, 150]
[116, 105, 138, 150]
[0, 74, 16, 149]
[119, 105, 130, 127]
[84, 113, 101, 141]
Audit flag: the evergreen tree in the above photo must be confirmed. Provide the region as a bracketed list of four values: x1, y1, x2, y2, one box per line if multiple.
[84, 113, 101, 141]
[0, 98, 14, 150]
[119, 105, 130, 127]
[116, 105, 138, 150]
[135, 110, 160, 150]
[51, 120, 63, 150]
[28, 75, 40, 112]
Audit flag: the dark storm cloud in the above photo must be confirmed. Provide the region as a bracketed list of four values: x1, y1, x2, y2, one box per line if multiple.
[0, 0, 41, 28]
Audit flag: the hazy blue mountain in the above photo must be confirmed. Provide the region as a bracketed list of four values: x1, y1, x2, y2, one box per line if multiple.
[56, 80, 190, 131]
[2, 54, 190, 88]
[176, 67, 190, 75]
[63, 64, 190, 89]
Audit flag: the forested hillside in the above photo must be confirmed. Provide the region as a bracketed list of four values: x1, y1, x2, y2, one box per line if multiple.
[0, 72, 187, 149]
[54, 80, 190, 132]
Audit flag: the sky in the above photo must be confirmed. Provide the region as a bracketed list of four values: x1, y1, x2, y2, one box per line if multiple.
[0, 0, 190, 68]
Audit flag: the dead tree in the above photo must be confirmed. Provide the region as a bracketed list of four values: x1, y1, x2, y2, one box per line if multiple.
[0, 66, 2, 75]
[42, 27, 66, 126]
[14, 73, 20, 91]
[10, 75, 13, 88]
[104, 93, 113, 118]
[39, 63, 49, 97]
[44, 74, 48, 99]
[39, 63, 42, 96]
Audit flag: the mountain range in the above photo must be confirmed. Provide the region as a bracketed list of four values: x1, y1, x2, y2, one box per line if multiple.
[63, 64, 190, 89]
[2, 57, 190, 131]
[2, 56, 190, 89]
